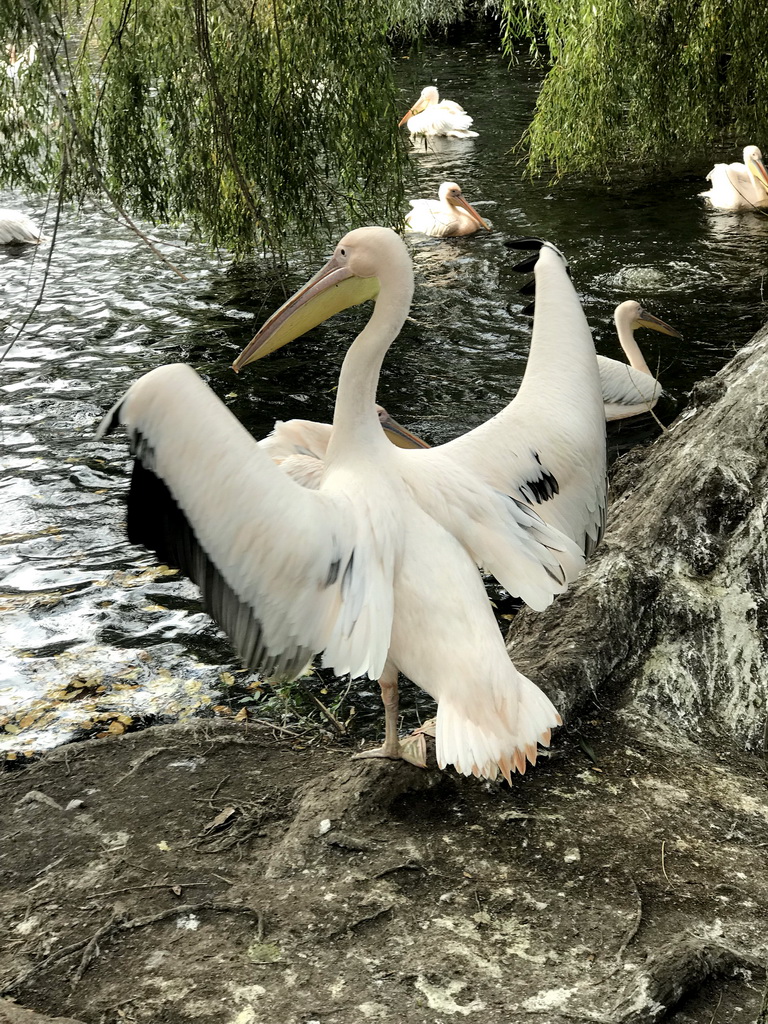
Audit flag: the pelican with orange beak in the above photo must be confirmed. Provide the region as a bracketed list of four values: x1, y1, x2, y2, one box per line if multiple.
[701, 145, 768, 211]
[398, 86, 478, 139]
[405, 181, 490, 237]
[99, 227, 609, 782]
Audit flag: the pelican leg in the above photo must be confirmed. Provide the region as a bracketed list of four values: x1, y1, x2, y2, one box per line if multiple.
[352, 668, 428, 768]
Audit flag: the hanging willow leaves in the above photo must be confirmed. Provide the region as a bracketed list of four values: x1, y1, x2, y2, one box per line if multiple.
[1, 0, 409, 254]
[501, 0, 768, 179]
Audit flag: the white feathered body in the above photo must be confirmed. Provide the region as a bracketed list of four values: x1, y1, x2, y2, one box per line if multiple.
[599, 355, 662, 420]
[405, 197, 479, 237]
[407, 100, 478, 138]
[0, 209, 43, 245]
[701, 146, 768, 211]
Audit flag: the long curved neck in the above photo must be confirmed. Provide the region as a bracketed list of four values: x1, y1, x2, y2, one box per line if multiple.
[328, 280, 413, 461]
[615, 311, 651, 375]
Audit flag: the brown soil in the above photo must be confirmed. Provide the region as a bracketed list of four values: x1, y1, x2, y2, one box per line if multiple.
[1, 714, 767, 1024]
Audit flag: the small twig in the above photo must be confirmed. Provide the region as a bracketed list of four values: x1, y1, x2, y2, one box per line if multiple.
[208, 774, 231, 806]
[23, 855, 68, 893]
[708, 989, 723, 1024]
[112, 746, 169, 786]
[71, 909, 126, 986]
[373, 861, 423, 879]
[248, 718, 305, 737]
[298, 681, 348, 735]
[86, 882, 210, 898]
[196, 826, 263, 854]
[661, 840, 670, 883]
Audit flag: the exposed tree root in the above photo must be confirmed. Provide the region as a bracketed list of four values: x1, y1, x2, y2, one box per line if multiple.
[265, 756, 446, 878]
[603, 938, 765, 1023]
[1, 902, 262, 996]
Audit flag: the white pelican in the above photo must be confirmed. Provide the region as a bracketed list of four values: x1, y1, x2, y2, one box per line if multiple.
[99, 227, 606, 781]
[700, 145, 768, 211]
[6, 42, 37, 80]
[398, 86, 478, 139]
[405, 181, 490, 238]
[599, 300, 682, 421]
[0, 209, 43, 245]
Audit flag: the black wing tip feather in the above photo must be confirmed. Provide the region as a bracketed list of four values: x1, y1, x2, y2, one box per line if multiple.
[504, 237, 546, 252]
[505, 238, 571, 276]
[95, 399, 125, 439]
[126, 453, 311, 683]
[506, 238, 571, 314]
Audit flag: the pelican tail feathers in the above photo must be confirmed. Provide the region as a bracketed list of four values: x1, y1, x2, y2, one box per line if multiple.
[435, 668, 560, 784]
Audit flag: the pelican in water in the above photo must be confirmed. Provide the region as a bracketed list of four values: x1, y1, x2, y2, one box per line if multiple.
[405, 181, 490, 238]
[0, 210, 43, 245]
[599, 300, 682, 421]
[99, 227, 606, 782]
[398, 86, 478, 139]
[701, 146, 768, 211]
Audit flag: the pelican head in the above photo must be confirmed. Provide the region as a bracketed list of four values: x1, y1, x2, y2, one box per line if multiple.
[743, 145, 768, 193]
[398, 85, 439, 126]
[234, 227, 412, 371]
[615, 299, 683, 339]
[376, 405, 430, 449]
[440, 181, 490, 231]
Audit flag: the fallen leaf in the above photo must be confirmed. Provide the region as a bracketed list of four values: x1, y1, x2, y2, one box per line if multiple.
[200, 806, 238, 836]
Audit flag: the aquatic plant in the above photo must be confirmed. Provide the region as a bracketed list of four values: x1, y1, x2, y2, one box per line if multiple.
[501, 0, 768, 178]
[1, 0, 407, 255]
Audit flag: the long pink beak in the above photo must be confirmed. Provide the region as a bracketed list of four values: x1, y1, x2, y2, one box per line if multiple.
[454, 194, 490, 231]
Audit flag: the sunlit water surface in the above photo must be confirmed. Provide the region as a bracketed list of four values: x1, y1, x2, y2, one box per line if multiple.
[3, 37, 768, 756]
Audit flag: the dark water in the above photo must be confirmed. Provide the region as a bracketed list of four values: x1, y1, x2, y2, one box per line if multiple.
[2, 38, 768, 756]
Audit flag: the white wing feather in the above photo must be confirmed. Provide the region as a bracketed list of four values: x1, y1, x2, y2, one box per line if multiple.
[598, 354, 662, 420]
[419, 245, 607, 555]
[100, 364, 393, 681]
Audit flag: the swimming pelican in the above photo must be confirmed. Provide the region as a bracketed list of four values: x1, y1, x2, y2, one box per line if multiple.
[599, 300, 682, 421]
[0, 209, 43, 245]
[6, 42, 37, 80]
[405, 181, 490, 238]
[700, 146, 768, 211]
[99, 228, 606, 781]
[398, 86, 478, 139]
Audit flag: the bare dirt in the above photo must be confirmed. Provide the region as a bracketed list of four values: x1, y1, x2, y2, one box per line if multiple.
[1, 709, 766, 1024]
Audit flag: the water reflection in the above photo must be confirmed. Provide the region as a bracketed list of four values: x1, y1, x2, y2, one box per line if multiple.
[2, 36, 768, 756]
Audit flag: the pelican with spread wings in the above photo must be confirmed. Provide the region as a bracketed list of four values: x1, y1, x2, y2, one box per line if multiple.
[99, 228, 606, 781]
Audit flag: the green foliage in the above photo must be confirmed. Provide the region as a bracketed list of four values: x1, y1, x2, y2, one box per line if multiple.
[1, 0, 408, 254]
[500, 0, 768, 178]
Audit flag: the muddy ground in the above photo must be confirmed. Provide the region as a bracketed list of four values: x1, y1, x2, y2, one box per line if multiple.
[1, 707, 767, 1024]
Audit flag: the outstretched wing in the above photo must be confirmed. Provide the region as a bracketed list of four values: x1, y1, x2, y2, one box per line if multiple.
[98, 364, 393, 681]
[425, 241, 608, 557]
